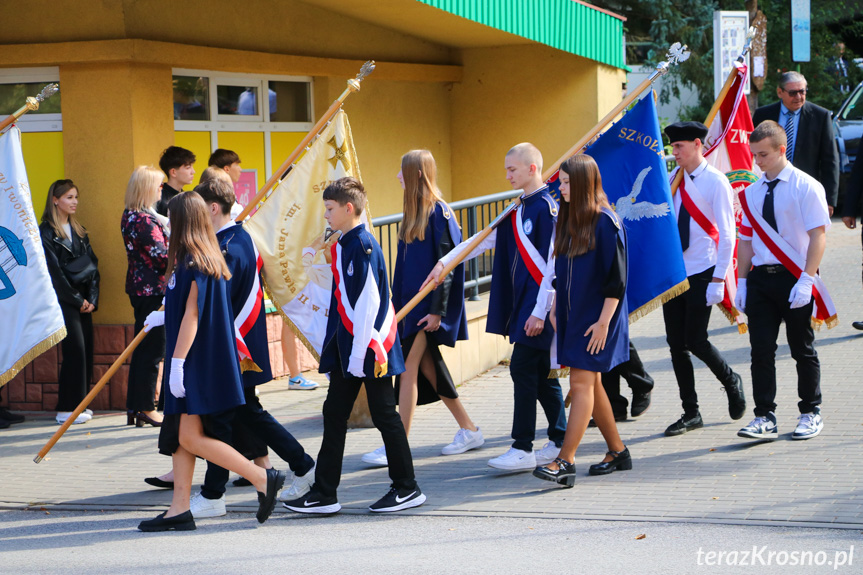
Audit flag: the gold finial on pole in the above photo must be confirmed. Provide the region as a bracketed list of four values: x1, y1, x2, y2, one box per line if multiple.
[0, 83, 59, 133]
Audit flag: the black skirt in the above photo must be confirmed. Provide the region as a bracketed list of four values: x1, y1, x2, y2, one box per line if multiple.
[394, 332, 459, 406]
[157, 410, 235, 456]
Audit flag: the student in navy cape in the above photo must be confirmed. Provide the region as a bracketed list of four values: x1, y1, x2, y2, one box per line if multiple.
[533, 154, 632, 487]
[283, 177, 426, 514]
[138, 192, 284, 532]
[178, 180, 316, 518]
[426, 143, 566, 472]
[360, 150, 483, 467]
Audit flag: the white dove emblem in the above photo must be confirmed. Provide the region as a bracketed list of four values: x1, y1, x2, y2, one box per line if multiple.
[613, 166, 670, 221]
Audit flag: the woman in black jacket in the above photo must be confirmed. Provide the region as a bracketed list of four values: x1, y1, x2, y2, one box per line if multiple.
[40, 179, 100, 425]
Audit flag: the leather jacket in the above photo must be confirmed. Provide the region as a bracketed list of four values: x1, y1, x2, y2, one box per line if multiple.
[39, 221, 100, 310]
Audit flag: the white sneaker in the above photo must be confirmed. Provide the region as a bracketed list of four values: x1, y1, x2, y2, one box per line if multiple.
[487, 447, 536, 471]
[792, 411, 823, 440]
[56, 412, 91, 425]
[361, 445, 388, 467]
[279, 463, 316, 501]
[534, 441, 561, 466]
[189, 492, 226, 518]
[84, 409, 93, 416]
[441, 427, 485, 455]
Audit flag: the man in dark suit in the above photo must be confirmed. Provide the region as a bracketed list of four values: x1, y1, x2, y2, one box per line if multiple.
[753, 71, 840, 215]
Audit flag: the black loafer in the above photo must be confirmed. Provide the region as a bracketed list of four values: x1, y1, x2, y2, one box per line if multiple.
[138, 510, 196, 532]
[723, 373, 747, 420]
[664, 413, 703, 436]
[533, 458, 576, 487]
[144, 477, 174, 489]
[0, 408, 25, 424]
[256, 468, 286, 524]
[630, 392, 651, 417]
[852, 321, 863, 331]
[588, 447, 632, 475]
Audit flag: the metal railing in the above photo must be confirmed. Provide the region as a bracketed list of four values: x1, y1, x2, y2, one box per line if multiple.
[372, 189, 521, 300]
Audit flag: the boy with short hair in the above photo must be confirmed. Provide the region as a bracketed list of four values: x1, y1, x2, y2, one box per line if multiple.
[283, 177, 425, 514]
[208, 148, 243, 184]
[735, 120, 831, 441]
[156, 146, 196, 217]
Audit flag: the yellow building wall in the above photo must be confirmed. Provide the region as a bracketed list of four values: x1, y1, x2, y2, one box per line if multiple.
[174, 132, 211, 179]
[22, 132, 64, 215]
[218, 132, 265, 189]
[271, 132, 307, 176]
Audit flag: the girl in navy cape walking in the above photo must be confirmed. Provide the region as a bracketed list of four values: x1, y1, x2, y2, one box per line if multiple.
[362, 150, 483, 466]
[138, 193, 284, 532]
[533, 154, 632, 487]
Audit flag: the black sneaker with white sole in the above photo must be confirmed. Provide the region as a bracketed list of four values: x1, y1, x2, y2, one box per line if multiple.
[282, 490, 341, 514]
[369, 485, 426, 513]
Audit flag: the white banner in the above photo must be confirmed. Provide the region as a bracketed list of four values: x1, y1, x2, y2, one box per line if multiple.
[0, 126, 66, 386]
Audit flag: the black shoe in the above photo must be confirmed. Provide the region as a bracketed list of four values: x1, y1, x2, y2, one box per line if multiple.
[723, 373, 747, 421]
[533, 458, 576, 487]
[588, 447, 633, 476]
[283, 490, 341, 514]
[138, 510, 196, 532]
[0, 417, 9, 429]
[144, 477, 174, 489]
[256, 468, 286, 524]
[233, 477, 252, 487]
[852, 321, 863, 331]
[664, 413, 703, 436]
[588, 412, 627, 427]
[630, 392, 651, 417]
[0, 408, 25, 424]
[369, 485, 427, 513]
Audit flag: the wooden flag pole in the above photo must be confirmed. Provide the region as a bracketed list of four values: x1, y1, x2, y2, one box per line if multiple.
[235, 61, 375, 222]
[542, 43, 691, 182]
[670, 27, 757, 196]
[35, 329, 148, 463]
[0, 84, 59, 133]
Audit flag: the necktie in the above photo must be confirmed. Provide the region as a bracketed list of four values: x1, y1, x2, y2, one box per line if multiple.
[763, 179, 780, 231]
[784, 111, 796, 162]
[678, 201, 691, 252]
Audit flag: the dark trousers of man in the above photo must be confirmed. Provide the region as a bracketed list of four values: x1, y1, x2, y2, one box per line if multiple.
[746, 265, 821, 417]
[509, 343, 567, 452]
[314, 360, 416, 499]
[602, 341, 654, 417]
[57, 304, 93, 412]
[201, 387, 315, 499]
[127, 295, 166, 412]
[662, 267, 735, 417]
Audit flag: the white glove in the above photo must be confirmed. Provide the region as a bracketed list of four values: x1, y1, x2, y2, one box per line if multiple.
[347, 356, 365, 378]
[143, 310, 165, 332]
[789, 272, 815, 309]
[169, 358, 186, 398]
[734, 278, 747, 312]
[705, 281, 725, 306]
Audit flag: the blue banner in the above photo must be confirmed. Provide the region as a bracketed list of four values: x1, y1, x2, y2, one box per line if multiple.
[550, 95, 687, 318]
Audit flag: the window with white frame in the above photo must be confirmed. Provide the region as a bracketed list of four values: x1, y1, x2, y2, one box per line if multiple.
[0, 67, 61, 132]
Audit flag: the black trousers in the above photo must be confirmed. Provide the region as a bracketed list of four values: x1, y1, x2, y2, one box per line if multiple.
[202, 387, 314, 499]
[601, 341, 654, 417]
[127, 294, 166, 412]
[746, 265, 821, 416]
[509, 343, 566, 452]
[314, 362, 416, 499]
[662, 267, 734, 417]
[56, 304, 93, 412]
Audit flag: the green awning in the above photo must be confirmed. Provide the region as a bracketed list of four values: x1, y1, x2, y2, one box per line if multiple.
[416, 0, 627, 70]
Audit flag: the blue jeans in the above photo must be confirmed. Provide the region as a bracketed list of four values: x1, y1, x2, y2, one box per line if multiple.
[509, 343, 566, 452]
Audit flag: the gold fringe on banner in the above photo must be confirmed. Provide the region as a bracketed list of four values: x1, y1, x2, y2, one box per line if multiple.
[0, 326, 66, 387]
[548, 368, 570, 380]
[240, 358, 263, 373]
[628, 278, 690, 324]
[812, 314, 839, 331]
[717, 303, 748, 334]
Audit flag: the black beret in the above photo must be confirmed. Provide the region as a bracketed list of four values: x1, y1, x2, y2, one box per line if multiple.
[664, 121, 709, 143]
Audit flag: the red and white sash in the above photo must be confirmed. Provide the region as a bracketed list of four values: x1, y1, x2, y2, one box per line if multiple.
[511, 205, 546, 287]
[739, 190, 838, 327]
[678, 170, 744, 330]
[234, 240, 263, 372]
[331, 242, 398, 377]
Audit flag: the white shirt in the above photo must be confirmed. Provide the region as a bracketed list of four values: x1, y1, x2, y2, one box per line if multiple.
[739, 163, 830, 266]
[62, 222, 72, 241]
[674, 160, 736, 278]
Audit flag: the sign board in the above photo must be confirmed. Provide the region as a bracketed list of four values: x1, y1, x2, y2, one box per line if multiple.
[791, 0, 811, 62]
[713, 11, 751, 99]
[233, 169, 258, 208]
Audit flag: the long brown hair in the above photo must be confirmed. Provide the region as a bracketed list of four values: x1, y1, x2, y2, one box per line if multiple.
[399, 150, 443, 243]
[42, 179, 86, 240]
[165, 192, 231, 280]
[554, 154, 611, 258]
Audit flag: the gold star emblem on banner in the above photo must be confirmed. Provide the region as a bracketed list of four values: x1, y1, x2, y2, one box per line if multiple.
[327, 136, 351, 172]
